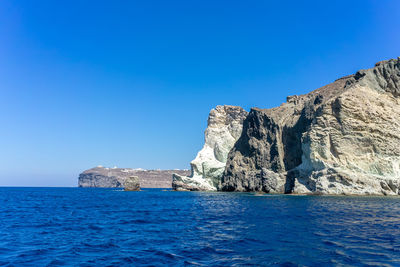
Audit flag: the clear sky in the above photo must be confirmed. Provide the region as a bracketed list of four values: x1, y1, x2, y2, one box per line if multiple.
[0, 0, 399, 186]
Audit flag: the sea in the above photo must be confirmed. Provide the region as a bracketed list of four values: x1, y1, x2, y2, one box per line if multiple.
[0, 187, 399, 266]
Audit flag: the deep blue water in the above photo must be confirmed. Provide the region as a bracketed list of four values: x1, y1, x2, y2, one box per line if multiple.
[0, 188, 400, 266]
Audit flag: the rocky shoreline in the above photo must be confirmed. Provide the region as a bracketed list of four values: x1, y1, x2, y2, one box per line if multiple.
[174, 58, 400, 195]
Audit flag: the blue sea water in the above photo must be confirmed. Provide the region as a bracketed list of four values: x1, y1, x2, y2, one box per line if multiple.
[0, 188, 400, 266]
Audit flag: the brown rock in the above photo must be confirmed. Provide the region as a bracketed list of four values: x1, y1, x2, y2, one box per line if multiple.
[124, 176, 140, 191]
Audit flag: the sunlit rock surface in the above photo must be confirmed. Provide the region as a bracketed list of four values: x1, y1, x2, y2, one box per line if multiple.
[173, 105, 248, 191]
[124, 176, 140, 191]
[222, 58, 400, 195]
[78, 167, 190, 188]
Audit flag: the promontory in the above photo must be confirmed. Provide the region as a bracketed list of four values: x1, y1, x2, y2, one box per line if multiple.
[174, 58, 400, 195]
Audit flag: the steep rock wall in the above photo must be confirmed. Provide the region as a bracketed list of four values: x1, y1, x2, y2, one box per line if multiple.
[173, 105, 248, 191]
[222, 58, 400, 195]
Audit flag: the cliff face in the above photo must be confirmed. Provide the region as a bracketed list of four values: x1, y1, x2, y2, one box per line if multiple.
[222, 58, 400, 195]
[78, 167, 190, 188]
[172, 105, 248, 191]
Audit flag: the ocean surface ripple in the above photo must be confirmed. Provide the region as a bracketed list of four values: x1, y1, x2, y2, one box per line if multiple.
[0, 188, 400, 266]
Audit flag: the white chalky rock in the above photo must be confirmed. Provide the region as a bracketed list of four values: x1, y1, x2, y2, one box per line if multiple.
[173, 105, 248, 191]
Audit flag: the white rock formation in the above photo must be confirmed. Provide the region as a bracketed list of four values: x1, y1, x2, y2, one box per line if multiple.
[172, 105, 248, 191]
[294, 59, 400, 195]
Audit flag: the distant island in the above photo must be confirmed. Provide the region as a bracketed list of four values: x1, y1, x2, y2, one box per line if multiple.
[78, 167, 189, 188]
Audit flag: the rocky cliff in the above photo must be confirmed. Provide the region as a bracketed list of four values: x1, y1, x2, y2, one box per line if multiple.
[78, 167, 190, 188]
[222, 58, 400, 195]
[172, 105, 248, 191]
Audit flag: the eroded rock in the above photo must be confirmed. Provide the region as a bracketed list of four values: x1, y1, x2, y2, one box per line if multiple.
[173, 105, 248, 191]
[222, 57, 400, 195]
[124, 176, 140, 191]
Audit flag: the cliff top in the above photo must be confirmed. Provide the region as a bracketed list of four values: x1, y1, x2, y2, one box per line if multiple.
[252, 57, 400, 124]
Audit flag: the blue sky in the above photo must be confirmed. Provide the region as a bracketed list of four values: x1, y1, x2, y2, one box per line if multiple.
[0, 0, 399, 186]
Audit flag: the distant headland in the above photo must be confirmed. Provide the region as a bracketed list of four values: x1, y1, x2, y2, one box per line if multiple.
[78, 166, 189, 188]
